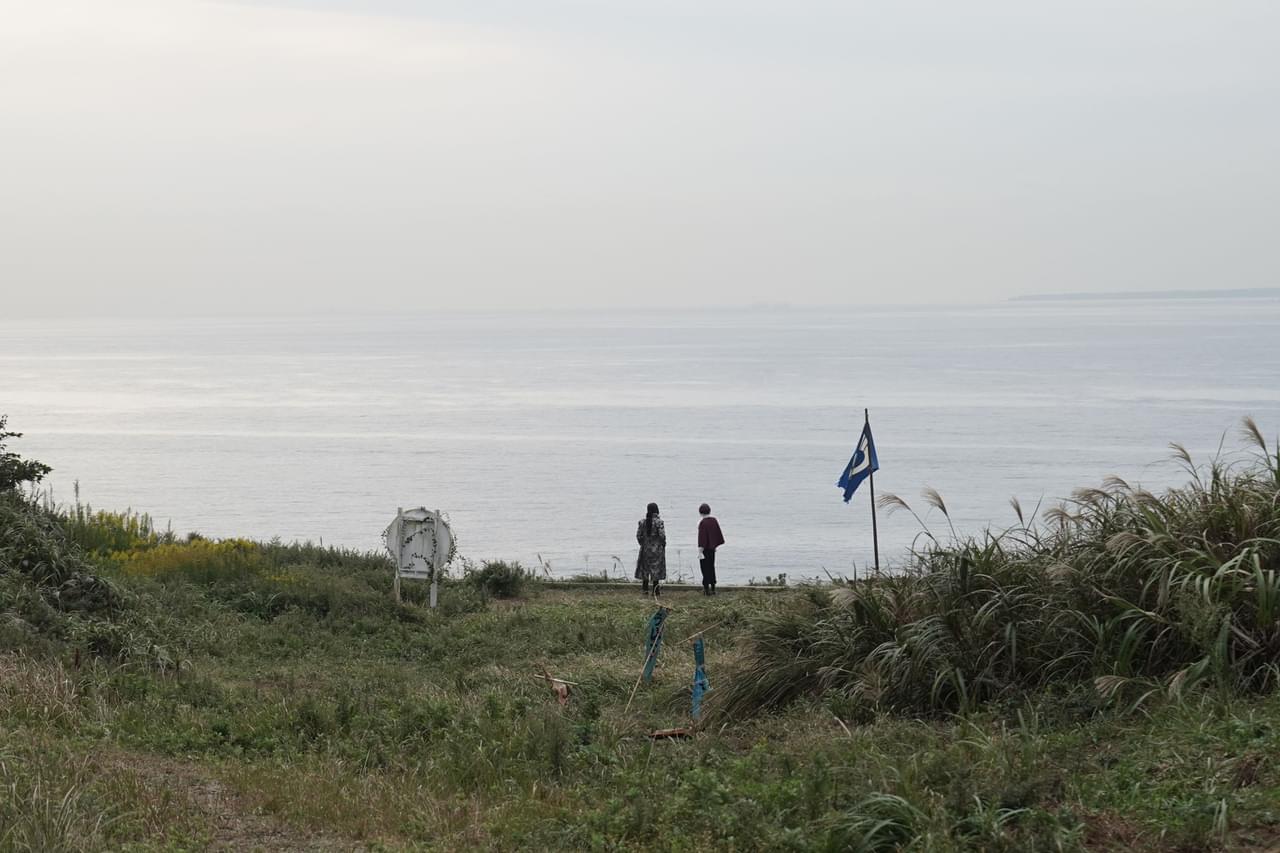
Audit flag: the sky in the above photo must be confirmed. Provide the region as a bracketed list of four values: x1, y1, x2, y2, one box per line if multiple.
[1, 0, 1277, 315]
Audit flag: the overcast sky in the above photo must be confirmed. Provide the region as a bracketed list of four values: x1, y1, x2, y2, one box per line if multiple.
[2, 0, 1277, 315]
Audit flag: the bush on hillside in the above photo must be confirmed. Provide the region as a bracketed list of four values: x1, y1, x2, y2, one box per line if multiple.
[0, 493, 123, 616]
[720, 419, 1280, 719]
[58, 502, 169, 556]
[0, 415, 119, 614]
[260, 539, 393, 574]
[104, 536, 407, 622]
[114, 538, 264, 581]
[0, 490, 165, 664]
[0, 415, 50, 492]
[466, 561, 534, 599]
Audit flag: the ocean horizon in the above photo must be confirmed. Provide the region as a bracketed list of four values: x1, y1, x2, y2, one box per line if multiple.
[5, 296, 1279, 584]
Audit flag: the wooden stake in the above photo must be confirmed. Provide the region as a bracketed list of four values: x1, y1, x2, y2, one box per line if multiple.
[393, 506, 403, 604]
[430, 507, 441, 609]
[681, 619, 726, 643]
[531, 673, 580, 687]
[536, 665, 571, 706]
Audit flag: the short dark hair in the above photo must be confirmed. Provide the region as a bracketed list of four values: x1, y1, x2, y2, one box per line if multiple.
[698, 503, 711, 515]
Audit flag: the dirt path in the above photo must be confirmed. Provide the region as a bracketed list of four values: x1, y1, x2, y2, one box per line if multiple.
[107, 751, 366, 851]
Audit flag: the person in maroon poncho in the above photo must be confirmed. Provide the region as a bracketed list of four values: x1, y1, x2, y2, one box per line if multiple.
[697, 503, 725, 596]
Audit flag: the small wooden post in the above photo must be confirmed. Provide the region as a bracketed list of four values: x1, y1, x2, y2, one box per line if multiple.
[430, 508, 441, 609]
[393, 506, 403, 604]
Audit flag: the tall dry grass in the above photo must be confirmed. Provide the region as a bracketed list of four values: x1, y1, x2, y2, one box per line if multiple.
[720, 418, 1280, 718]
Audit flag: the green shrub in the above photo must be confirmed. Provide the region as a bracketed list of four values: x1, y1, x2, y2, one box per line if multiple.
[466, 561, 534, 599]
[0, 414, 51, 492]
[437, 582, 489, 615]
[260, 539, 393, 574]
[825, 793, 923, 852]
[55, 497, 168, 558]
[1, 493, 89, 587]
[0, 492, 123, 615]
[113, 537, 263, 581]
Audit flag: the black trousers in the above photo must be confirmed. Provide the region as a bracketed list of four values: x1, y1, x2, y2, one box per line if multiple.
[699, 549, 717, 588]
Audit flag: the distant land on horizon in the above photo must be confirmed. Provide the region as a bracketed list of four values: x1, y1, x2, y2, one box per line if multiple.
[1012, 287, 1280, 302]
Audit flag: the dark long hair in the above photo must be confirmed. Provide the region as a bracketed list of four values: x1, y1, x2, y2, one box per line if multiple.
[645, 502, 660, 535]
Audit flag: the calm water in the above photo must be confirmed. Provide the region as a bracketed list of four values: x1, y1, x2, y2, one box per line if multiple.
[3, 300, 1279, 584]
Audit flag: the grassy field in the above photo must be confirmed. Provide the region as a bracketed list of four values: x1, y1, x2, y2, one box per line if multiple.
[3, 418, 1280, 850]
[3, 560, 1280, 851]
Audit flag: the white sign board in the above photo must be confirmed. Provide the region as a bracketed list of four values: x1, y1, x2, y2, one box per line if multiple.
[383, 507, 453, 581]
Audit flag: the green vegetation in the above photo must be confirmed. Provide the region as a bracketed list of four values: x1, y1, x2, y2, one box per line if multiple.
[721, 419, 1280, 722]
[2, 416, 1280, 850]
[0, 416, 51, 492]
[464, 559, 537, 599]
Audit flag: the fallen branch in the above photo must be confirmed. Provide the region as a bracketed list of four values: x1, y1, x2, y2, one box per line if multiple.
[648, 727, 692, 740]
[530, 672, 579, 686]
[536, 666, 572, 706]
[681, 619, 727, 643]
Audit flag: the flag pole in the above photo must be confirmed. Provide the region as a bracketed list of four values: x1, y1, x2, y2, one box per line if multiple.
[865, 408, 880, 573]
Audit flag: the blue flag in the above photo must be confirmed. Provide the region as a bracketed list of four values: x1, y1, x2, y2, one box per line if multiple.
[837, 422, 879, 503]
[690, 637, 711, 720]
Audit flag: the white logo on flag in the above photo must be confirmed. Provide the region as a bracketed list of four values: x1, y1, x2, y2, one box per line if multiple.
[848, 434, 871, 478]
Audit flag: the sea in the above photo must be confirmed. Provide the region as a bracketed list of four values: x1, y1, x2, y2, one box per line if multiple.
[3, 298, 1279, 585]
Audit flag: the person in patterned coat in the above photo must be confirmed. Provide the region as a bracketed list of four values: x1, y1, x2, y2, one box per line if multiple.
[634, 502, 667, 595]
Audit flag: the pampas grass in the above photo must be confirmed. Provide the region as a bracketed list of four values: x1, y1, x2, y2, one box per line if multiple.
[719, 418, 1280, 719]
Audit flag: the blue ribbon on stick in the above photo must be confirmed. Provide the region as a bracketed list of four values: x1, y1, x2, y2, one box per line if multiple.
[691, 637, 711, 719]
[642, 607, 669, 684]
